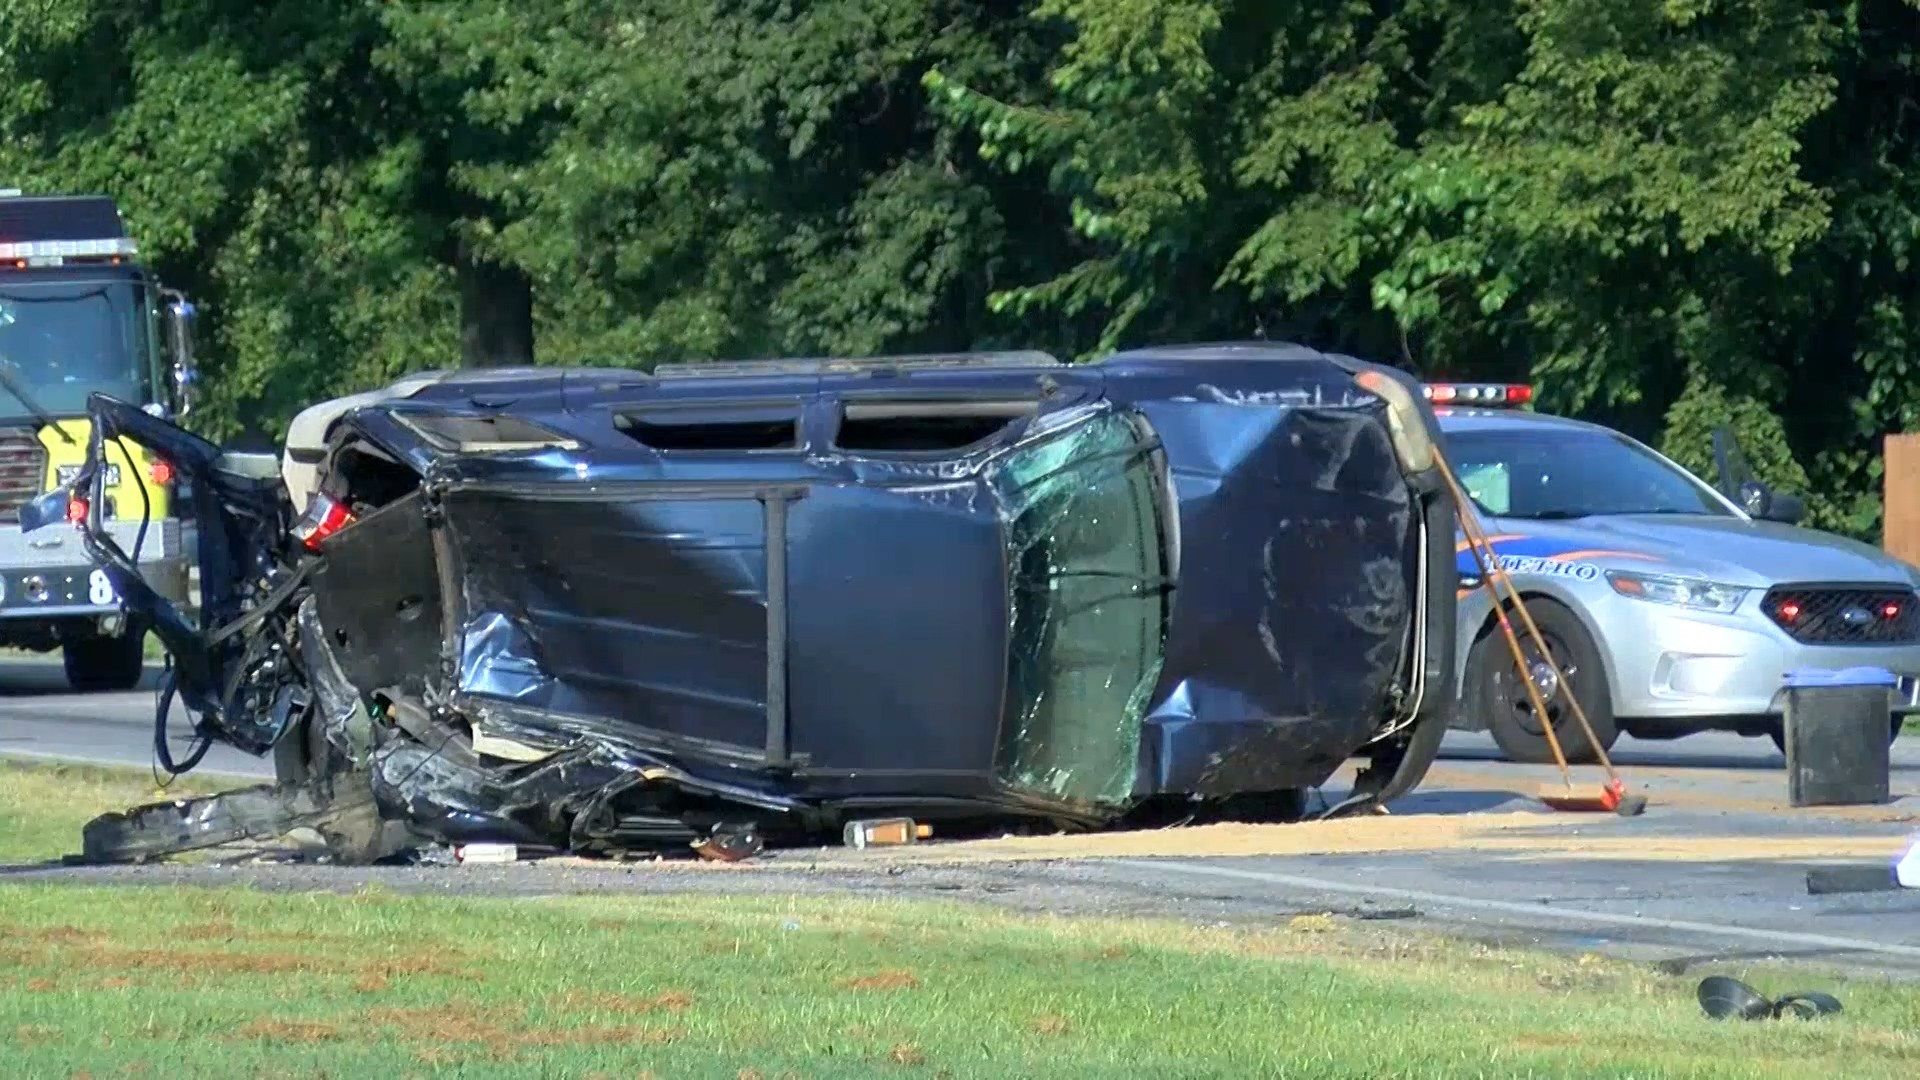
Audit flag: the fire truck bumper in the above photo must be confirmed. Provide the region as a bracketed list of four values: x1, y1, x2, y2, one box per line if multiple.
[0, 519, 189, 618]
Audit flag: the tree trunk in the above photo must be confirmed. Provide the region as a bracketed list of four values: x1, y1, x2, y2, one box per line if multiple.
[456, 240, 534, 367]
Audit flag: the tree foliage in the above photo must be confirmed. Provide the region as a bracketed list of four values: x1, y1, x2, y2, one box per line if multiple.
[4, 0, 1919, 538]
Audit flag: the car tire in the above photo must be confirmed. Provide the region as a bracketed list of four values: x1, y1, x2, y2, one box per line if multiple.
[1469, 599, 1619, 765]
[64, 627, 147, 693]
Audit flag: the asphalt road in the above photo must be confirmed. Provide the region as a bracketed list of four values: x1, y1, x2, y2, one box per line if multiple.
[8, 658, 1898, 784]
[4, 658, 1919, 980]
[0, 661, 268, 779]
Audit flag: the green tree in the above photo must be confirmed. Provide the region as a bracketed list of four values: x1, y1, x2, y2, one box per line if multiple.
[934, 0, 1912, 538]
[382, 0, 1060, 364]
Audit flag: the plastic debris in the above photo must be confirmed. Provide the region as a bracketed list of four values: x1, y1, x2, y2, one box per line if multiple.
[454, 842, 518, 864]
[843, 818, 932, 849]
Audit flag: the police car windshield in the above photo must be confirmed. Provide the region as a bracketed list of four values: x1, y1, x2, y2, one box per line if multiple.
[1445, 426, 1732, 521]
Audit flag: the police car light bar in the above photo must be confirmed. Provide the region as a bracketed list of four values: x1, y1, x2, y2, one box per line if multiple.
[0, 236, 138, 268]
[1422, 382, 1534, 407]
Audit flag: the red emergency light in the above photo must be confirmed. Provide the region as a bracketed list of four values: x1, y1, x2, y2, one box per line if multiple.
[0, 236, 137, 269]
[1421, 383, 1534, 407]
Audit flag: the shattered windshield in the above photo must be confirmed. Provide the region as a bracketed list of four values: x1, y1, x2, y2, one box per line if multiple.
[991, 409, 1169, 806]
[1447, 425, 1732, 521]
[0, 279, 152, 418]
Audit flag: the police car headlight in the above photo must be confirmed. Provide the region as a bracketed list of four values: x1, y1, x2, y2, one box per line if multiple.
[1605, 570, 1748, 613]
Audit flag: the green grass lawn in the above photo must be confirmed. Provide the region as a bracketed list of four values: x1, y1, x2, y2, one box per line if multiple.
[4, 756, 1920, 1077]
[0, 758, 237, 864]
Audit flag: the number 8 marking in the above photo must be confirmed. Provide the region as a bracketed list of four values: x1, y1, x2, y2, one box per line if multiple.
[89, 569, 115, 606]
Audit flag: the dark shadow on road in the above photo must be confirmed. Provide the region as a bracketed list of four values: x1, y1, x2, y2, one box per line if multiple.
[0, 660, 165, 697]
[1373, 788, 1529, 815]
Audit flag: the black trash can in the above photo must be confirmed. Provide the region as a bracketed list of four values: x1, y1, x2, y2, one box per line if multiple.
[1781, 667, 1895, 807]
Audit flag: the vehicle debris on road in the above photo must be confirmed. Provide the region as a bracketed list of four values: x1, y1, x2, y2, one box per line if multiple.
[1697, 976, 1842, 1021]
[843, 818, 932, 848]
[29, 343, 1458, 864]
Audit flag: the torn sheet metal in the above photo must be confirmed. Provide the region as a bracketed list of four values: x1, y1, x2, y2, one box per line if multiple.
[41, 342, 1455, 862]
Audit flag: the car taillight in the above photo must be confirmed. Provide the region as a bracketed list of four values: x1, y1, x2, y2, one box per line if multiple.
[66, 495, 89, 524]
[148, 457, 175, 486]
[292, 493, 356, 552]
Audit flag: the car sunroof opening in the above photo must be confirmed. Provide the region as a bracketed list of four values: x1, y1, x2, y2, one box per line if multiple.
[835, 400, 1038, 452]
[616, 414, 800, 451]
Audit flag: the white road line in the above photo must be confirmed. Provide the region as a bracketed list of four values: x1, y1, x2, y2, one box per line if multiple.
[1116, 858, 1920, 960]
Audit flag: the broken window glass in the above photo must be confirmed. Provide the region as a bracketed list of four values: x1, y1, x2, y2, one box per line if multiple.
[990, 409, 1169, 807]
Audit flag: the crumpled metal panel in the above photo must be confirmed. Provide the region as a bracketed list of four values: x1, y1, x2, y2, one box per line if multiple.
[447, 491, 771, 751]
[1133, 398, 1415, 795]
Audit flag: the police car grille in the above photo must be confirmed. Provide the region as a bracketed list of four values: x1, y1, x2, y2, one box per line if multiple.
[0, 427, 49, 522]
[1761, 585, 1920, 645]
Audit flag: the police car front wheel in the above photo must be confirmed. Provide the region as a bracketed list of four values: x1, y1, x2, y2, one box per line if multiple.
[1468, 598, 1619, 765]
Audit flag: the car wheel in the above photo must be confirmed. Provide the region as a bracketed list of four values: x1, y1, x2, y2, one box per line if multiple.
[1469, 599, 1618, 765]
[63, 626, 147, 693]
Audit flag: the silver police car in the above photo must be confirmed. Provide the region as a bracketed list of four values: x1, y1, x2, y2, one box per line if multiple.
[1433, 383, 1920, 763]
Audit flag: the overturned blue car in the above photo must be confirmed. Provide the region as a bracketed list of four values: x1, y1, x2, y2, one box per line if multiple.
[30, 343, 1457, 862]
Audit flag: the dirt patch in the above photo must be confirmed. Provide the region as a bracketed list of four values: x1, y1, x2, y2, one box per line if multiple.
[366, 1000, 677, 1054]
[368, 1002, 524, 1043]
[506, 1024, 680, 1049]
[839, 970, 921, 991]
[556, 990, 695, 1015]
[1030, 1014, 1071, 1036]
[55, 942, 479, 984]
[888, 1043, 927, 1066]
[812, 810, 1910, 865]
[175, 920, 344, 946]
[21, 926, 106, 946]
[79, 946, 333, 977]
[15, 1025, 59, 1045]
[230, 1019, 344, 1043]
[25, 977, 57, 992]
